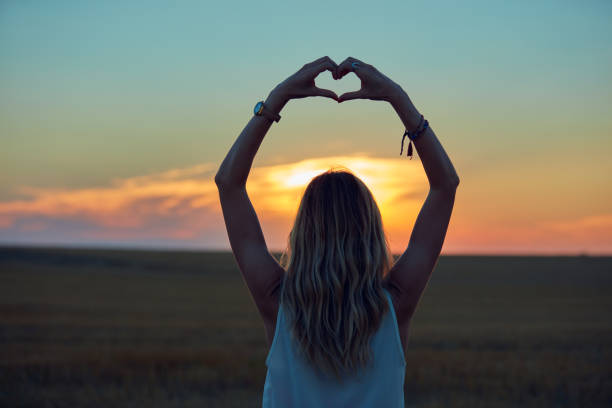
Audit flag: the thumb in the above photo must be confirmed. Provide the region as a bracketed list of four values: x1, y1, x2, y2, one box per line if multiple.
[338, 90, 365, 103]
[312, 87, 339, 101]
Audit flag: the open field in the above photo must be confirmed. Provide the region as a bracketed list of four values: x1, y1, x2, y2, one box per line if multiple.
[0, 247, 611, 407]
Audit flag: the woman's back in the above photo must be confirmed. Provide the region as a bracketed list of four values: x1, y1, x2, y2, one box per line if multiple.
[262, 288, 406, 408]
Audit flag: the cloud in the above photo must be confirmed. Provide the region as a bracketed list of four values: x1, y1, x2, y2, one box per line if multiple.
[0, 155, 428, 249]
[535, 214, 612, 252]
[442, 213, 612, 255]
[0, 162, 221, 245]
[540, 214, 612, 234]
[1, 155, 609, 254]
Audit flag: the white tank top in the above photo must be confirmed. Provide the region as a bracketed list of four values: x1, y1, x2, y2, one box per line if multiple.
[262, 289, 406, 407]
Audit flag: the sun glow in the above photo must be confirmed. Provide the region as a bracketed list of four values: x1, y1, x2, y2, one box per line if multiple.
[1, 154, 611, 253]
[284, 169, 327, 188]
[250, 155, 428, 226]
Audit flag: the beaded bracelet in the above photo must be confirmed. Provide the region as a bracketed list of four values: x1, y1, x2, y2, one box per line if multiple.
[400, 114, 429, 159]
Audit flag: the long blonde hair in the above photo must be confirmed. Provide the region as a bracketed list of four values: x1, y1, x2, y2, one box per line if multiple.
[279, 167, 393, 380]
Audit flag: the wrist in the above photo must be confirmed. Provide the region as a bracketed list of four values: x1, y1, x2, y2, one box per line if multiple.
[386, 84, 408, 106]
[389, 88, 421, 130]
[266, 86, 289, 114]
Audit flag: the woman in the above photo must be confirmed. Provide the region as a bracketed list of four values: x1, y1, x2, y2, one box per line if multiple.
[215, 56, 460, 407]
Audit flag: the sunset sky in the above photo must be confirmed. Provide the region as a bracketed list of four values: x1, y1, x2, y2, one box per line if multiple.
[1, 1, 611, 254]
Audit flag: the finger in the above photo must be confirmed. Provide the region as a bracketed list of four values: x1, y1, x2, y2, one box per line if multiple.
[336, 56, 367, 79]
[310, 56, 329, 65]
[335, 58, 353, 79]
[320, 56, 339, 78]
[309, 57, 338, 80]
[338, 89, 366, 103]
[312, 87, 339, 101]
[306, 56, 335, 70]
[313, 59, 338, 76]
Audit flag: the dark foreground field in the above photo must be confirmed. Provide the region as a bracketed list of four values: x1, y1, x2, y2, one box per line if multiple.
[0, 247, 611, 407]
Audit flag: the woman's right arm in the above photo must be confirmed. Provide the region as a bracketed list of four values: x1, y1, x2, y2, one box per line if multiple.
[335, 57, 460, 325]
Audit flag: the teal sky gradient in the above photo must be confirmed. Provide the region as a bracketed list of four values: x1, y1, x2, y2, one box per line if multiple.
[1, 0, 611, 251]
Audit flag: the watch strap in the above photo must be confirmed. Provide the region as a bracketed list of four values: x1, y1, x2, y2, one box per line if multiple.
[256, 101, 281, 122]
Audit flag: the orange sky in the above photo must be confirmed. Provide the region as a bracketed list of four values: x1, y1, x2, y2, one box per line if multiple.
[1, 154, 610, 255]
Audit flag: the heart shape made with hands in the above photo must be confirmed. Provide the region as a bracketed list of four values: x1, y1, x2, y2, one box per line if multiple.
[314, 70, 362, 100]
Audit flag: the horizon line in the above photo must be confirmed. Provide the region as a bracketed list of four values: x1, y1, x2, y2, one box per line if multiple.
[0, 243, 609, 258]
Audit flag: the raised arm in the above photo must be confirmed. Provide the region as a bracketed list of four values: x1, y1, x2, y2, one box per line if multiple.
[336, 57, 460, 326]
[214, 57, 339, 335]
[386, 89, 459, 326]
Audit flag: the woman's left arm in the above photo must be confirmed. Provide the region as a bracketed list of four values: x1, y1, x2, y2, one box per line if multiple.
[215, 57, 338, 324]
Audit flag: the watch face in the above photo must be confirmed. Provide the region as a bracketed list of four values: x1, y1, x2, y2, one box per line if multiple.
[254, 101, 263, 115]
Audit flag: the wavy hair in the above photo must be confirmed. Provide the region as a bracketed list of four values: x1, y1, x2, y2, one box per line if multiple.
[279, 167, 393, 380]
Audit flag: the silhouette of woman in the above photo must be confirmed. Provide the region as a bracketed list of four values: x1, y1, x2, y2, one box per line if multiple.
[215, 56, 460, 407]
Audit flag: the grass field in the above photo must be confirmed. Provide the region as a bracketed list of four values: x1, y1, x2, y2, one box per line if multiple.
[1, 247, 611, 407]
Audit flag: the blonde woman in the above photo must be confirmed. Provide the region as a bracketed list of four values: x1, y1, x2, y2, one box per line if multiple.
[215, 56, 460, 407]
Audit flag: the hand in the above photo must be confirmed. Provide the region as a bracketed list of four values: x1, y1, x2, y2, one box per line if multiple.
[273, 56, 339, 102]
[335, 57, 403, 103]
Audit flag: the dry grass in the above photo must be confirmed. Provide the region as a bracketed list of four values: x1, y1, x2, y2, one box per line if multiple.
[0, 247, 610, 407]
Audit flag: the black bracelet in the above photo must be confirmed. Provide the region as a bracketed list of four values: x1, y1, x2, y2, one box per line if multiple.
[400, 115, 428, 159]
